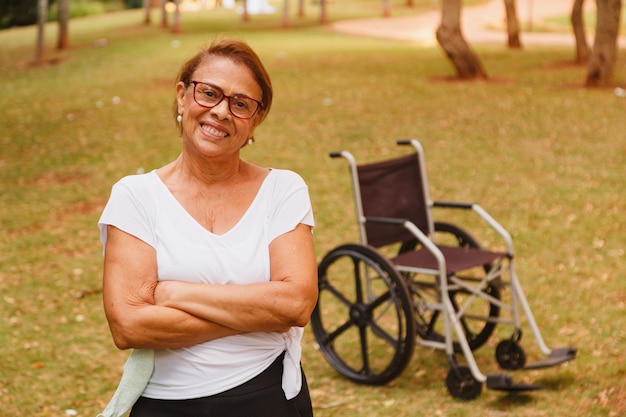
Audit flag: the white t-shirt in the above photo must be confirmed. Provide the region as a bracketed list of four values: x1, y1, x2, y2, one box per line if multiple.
[98, 168, 315, 400]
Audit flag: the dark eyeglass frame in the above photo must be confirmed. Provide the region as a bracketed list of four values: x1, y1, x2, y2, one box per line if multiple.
[190, 80, 263, 120]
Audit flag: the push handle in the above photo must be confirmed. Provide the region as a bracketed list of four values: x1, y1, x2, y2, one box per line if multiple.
[397, 140, 412, 146]
[329, 152, 343, 158]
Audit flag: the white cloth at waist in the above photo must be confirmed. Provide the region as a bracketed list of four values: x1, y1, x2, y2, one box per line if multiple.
[96, 327, 303, 417]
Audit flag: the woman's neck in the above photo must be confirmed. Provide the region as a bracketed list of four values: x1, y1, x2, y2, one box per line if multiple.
[159, 152, 248, 190]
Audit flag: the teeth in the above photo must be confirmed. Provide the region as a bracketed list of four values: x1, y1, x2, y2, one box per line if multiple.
[201, 124, 228, 137]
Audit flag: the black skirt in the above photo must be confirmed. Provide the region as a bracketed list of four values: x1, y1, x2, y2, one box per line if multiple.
[129, 353, 313, 417]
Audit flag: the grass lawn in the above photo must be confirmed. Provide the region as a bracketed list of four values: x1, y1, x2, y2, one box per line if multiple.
[0, 1, 625, 416]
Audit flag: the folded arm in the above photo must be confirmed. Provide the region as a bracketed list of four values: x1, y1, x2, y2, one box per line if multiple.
[153, 223, 318, 332]
[102, 225, 243, 350]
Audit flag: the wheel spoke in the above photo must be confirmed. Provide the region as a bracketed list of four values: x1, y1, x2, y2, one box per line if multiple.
[425, 310, 440, 336]
[323, 317, 356, 345]
[358, 325, 371, 374]
[320, 278, 355, 309]
[364, 289, 391, 311]
[352, 256, 365, 304]
[368, 320, 401, 348]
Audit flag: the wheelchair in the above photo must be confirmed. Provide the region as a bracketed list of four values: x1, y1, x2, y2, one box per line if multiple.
[310, 139, 576, 400]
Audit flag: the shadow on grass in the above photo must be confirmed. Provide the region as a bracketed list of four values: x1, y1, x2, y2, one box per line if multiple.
[488, 392, 536, 408]
[533, 372, 578, 391]
[484, 372, 578, 411]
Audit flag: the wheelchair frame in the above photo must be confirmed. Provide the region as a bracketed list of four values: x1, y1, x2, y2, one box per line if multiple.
[311, 139, 576, 399]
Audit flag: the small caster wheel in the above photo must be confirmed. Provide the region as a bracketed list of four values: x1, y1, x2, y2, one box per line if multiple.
[496, 340, 526, 370]
[446, 366, 482, 400]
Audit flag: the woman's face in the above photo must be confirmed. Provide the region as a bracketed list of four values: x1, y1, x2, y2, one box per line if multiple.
[176, 56, 264, 159]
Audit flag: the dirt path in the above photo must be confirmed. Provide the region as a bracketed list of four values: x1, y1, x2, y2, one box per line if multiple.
[330, 0, 626, 47]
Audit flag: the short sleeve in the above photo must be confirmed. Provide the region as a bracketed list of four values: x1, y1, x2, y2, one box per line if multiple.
[98, 177, 157, 250]
[267, 171, 315, 243]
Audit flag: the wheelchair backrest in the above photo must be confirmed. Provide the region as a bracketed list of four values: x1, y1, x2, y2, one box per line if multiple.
[356, 152, 432, 248]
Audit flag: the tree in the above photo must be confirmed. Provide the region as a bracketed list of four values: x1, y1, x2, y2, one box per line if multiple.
[297, 0, 304, 18]
[503, 0, 521, 48]
[160, 0, 167, 27]
[571, 0, 590, 64]
[143, 0, 151, 24]
[242, 0, 250, 22]
[436, 0, 487, 79]
[320, 0, 328, 24]
[282, 0, 290, 28]
[383, 0, 391, 17]
[143, 0, 180, 32]
[56, 0, 69, 50]
[171, 0, 181, 33]
[586, 0, 622, 86]
[35, 0, 48, 65]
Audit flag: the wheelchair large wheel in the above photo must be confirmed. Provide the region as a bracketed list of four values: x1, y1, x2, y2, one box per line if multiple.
[399, 222, 500, 351]
[311, 244, 416, 385]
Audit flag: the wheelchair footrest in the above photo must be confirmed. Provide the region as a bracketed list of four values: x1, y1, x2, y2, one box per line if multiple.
[486, 374, 543, 392]
[524, 346, 577, 370]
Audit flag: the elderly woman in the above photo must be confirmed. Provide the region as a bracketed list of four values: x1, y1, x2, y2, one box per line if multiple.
[98, 38, 317, 417]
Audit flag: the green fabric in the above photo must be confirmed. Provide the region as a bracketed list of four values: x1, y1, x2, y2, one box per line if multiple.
[96, 349, 154, 417]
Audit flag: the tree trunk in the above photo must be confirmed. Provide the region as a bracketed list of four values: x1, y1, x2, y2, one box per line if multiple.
[436, 0, 487, 79]
[242, 0, 250, 22]
[320, 0, 327, 24]
[56, 0, 69, 50]
[282, 0, 290, 28]
[571, 0, 589, 64]
[160, 0, 168, 28]
[298, 0, 304, 18]
[35, 0, 48, 65]
[143, 0, 151, 25]
[586, 0, 622, 86]
[503, 0, 522, 48]
[383, 0, 391, 17]
[171, 0, 181, 33]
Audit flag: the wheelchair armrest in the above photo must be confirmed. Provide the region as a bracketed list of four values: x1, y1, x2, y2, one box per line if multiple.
[432, 201, 513, 256]
[470, 204, 514, 254]
[432, 202, 514, 255]
[363, 216, 405, 226]
[432, 200, 473, 209]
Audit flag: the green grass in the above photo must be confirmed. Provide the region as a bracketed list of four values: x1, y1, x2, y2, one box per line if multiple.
[1, 1, 625, 416]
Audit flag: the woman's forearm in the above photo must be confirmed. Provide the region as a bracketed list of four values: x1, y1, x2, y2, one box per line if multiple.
[154, 224, 318, 332]
[105, 301, 243, 350]
[154, 280, 308, 332]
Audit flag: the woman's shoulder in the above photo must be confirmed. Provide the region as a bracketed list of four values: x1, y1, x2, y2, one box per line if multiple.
[108, 171, 163, 204]
[267, 168, 306, 185]
[261, 169, 310, 207]
[113, 170, 159, 189]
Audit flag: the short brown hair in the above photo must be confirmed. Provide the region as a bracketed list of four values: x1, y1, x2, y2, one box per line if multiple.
[173, 38, 273, 128]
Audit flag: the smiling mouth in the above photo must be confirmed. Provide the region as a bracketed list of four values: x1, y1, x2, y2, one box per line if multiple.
[201, 124, 228, 138]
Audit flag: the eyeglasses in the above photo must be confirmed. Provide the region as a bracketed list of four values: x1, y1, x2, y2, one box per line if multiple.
[190, 81, 262, 120]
